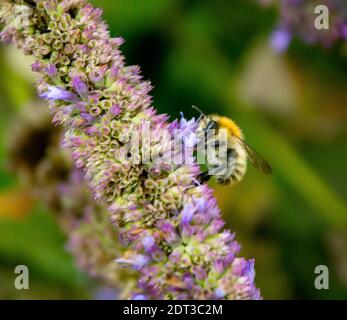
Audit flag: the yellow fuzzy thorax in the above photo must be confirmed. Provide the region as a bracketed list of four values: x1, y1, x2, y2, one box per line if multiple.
[211, 115, 244, 139]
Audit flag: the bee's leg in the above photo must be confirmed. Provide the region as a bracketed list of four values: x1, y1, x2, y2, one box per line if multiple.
[197, 171, 211, 183]
[217, 177, 232, 185]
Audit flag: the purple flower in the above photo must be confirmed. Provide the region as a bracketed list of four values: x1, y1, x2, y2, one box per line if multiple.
[116, 254, 150, 270]
[0, 0, 261, 300]
[181, 203, 194, 224]
[110, 65, 120, 79]
[215, 287, 226, 299]
[178, 112, 197, 148]
[265, 0, 347, 49]
[133, 294, 147, 300]
[40, 86, 79, 102]
[142, 235, 155, 252]
[0, 29, 13, 44]
[31, 61, 43, 72]
[80, 113, 94, 123]
[341, 24, 347, 40]
[160, 221, 177, 243]
[109, 104, 121, 116]
[270, 28, 291, 53]
[45, 64, 57, 77]
[72, 75, 89, 100]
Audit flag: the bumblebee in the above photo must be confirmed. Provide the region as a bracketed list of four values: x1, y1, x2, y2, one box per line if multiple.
[193, 106, 272, 185]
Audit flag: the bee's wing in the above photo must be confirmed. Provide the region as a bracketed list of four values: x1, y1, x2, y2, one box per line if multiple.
[236, 138, 272, 175]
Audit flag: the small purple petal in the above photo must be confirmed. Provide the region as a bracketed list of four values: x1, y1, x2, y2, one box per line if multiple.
[181, 203, 194, 224]
[72, 75, 89, 100]
[110, 65, 120, 79]
[45, 64, 57, 77]
[110, 104, 121, 116]
[215, 287, 226, 298]
[80, 113, 94, 123]
[40, 86, 79, 102]
[31, 61, 43, 72]
[133, 294, 147, 300]
[142, 235, 155, 252]
[115, 254, 150, 270]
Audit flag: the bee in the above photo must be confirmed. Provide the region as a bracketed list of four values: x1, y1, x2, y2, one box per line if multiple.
[193, 106, 272, 185]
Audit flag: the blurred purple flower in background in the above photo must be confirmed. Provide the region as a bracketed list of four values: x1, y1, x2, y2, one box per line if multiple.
[261, 0, 347, 51]
[271, 28, 292, 52]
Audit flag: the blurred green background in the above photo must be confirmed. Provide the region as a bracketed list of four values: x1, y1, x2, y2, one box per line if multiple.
[1, 0, 347, 299]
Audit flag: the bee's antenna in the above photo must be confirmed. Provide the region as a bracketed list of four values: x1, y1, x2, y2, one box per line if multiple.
[192, 105, 206, 116]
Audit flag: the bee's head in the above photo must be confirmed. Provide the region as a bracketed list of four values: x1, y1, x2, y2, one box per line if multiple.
[192, 106, 219, 131]
[206, 118, 218, 130]
[195, 115, 218, 135]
